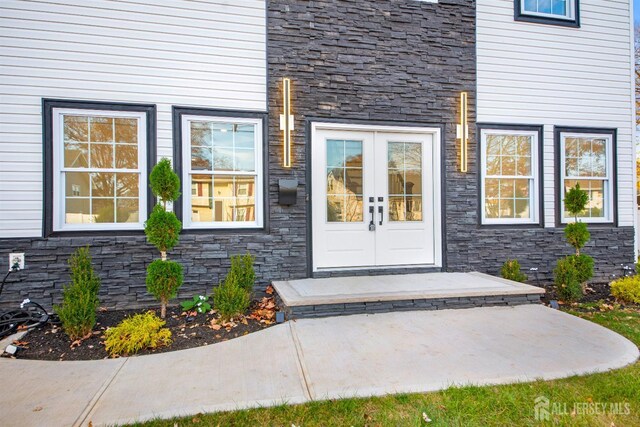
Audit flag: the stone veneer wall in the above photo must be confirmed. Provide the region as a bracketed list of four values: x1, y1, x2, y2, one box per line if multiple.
[0, 0, 634, 309]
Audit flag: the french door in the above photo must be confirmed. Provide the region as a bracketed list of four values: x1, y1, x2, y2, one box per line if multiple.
[311, 125, 441, 271]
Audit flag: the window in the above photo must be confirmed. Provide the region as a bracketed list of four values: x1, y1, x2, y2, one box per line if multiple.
[480, 127, 541, 225]
[180, 113, 263, 229]
[515, 0, 579, 27]
[558, 129, 615, 223]
[45, 100, 155, 235]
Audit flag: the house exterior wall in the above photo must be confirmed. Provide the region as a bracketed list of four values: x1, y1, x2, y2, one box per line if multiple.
[0, 0, 635, 310]
[0, 0, 267, 238]
[477, 0, 635, 227]
[465, 0, 635, 279]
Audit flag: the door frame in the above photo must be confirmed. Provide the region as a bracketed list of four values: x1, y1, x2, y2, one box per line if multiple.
[307, 120, 444, 274]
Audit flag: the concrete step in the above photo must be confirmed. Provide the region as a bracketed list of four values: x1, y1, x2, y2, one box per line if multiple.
[272, 272, 545, 319]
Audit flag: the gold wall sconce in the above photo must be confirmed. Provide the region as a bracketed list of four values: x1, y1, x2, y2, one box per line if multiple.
[456, 91, 469, 173]
[280, 78, 294, 168]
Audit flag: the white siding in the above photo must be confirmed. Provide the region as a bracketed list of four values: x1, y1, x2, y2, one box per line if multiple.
[0, 0, 266, 238]
[477, 0, 635, 227]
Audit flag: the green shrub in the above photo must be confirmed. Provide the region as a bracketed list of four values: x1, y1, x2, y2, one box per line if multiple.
[228, 253, 256, 293]
[145, 158, 183, 318]
[146, 259, 184, 319]
[564, 183, 589, 219]
[572, 253, 594, 284]
[149, 158, 180, 205]
[54, 247, 101, 341]
[610, 276, 640, 304]
[564, 221, 590, 256]
[213, 280, 250, 321]
[104, 311, 172, 356]
[554, 256, 584, 302]
[500, 259, 527, 283]
[144, 205, 181, 256]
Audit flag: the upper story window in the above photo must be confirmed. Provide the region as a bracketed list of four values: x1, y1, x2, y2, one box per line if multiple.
[515, 0, 580, 27]
[479, 126, 542, 226]
[44, 100, 156, 236]
[557, 129, 616, 224]
[177, 110, 264, 229]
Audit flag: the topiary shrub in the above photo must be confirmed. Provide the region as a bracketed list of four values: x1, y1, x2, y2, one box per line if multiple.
[500, 259, 527, 283]
[610, 276, 640, 304]
[564, 183, 589, 220]
[564, 222, 590, 256]
[145, 158, 183, 318]
[54, 246, 101, 341]
[149, 158, 181, 208]
[228, 252, 256, 293]
[144, 205, 181, 259]
[104, 311, 172, 357]
[554, 256, 584, 302]
[213, 279, 250, 321]
[146, 260, 184, 319]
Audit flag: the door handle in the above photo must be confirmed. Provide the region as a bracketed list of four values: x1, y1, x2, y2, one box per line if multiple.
[378, 205, 383, 226]
[368, 205, 376, 231]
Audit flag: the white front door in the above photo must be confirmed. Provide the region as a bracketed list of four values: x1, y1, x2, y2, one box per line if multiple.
[312, 124, 441, 271]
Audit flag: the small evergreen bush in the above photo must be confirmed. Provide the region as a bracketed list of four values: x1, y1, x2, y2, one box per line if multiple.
[146, 259, 183, 319]
[213, 280, 250, 321]
[554, 256, 583, 302]
[145, 158, 183, 318]
[144, 205, 181, 257]
[564, 222, 590, 256]
[149, 158, 181, 207]
[54, 247, 101, 340]
[571, 253, 594, 284]
[228, 253, 256, 293]
[610, 276, 640, 304]
[500, 259, 527, 283]
[104, 311, 172, 356]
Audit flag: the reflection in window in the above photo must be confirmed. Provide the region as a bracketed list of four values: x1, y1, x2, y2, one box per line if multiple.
[62, 114, 141, 225]
[388, 142, 422, 222]
[521, 0, 575, 20]
[481, 131, 537, 224]
[326, 140, 363, 222]
[186, 119, 261, 226]
[561, 135, 611, 221]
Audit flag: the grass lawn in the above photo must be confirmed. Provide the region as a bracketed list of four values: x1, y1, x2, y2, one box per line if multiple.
[130, 306, 640, 427]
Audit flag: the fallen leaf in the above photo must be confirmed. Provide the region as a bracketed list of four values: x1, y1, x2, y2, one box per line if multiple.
[70, 340, 82, 349]
[210, 324, 222, 331]
[33, 406, 43, 412]
[266, 285, 274, 295]
[12, 340, 29, 347]
[422, 412, 432, 423]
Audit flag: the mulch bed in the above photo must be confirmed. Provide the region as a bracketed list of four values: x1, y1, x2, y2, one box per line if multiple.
[4, 296, 278, 361]
[540, 281, 613, 305]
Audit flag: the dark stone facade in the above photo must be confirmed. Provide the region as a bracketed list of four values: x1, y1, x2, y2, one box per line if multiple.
[283, 294, 543, 319]
[0, 0, 634, 310]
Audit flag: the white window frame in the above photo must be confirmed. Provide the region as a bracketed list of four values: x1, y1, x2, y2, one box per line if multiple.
[559, 132, 614, 224]
[181, 115, 264, 230]
[52, 108, 148, 232]
[520, 0, 576, 21]
[480, 129, 540, 225]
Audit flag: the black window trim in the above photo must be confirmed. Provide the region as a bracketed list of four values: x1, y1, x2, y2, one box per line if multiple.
[42, 98, 157, 238]
[476, 123, 545, 229]
[514, 0, 580, 28]
[554, 126, 618, 228]
[171, 106, 269, 234]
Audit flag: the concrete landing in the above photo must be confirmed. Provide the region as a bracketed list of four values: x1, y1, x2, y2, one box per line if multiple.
[1, 305, 637, 427]
[273, 272, 545, 318]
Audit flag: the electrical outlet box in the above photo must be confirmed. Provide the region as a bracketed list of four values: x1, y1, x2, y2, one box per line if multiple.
[9, 253, 24, 271]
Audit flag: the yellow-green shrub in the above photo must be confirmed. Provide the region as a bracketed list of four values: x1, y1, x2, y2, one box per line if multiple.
[104, 312, 172, 356]
[610, 276, 640, 304]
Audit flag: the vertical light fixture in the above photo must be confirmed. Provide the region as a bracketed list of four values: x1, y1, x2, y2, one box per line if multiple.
[280, 77, 294, 168]
[457, 91, 469, 173]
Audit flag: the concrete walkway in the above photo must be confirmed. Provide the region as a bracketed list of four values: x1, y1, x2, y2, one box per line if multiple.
[0, 305, 637, 427]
